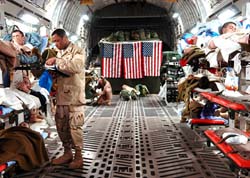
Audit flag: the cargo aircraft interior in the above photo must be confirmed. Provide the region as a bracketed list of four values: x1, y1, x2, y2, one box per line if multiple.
[1, 0, 250, 177]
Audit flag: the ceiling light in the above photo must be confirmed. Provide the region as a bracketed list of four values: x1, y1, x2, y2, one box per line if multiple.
[172, 12, 179, 19]
[20, 13, 39, 25]
[190, 27, 198, 35]
[217, 5, 240, 21]
[82, 14, 89, 21]
[70, 35, 78, 42]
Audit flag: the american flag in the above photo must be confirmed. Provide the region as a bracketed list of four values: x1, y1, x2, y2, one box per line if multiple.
[123, 42, 143, 79]
[101, 42, 122, 78]
[142, 41, 162, 76]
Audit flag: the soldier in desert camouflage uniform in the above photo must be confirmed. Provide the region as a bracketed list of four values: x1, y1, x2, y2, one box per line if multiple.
[46, 28, 85, 169]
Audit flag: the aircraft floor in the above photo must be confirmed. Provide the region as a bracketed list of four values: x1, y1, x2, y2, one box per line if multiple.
[13, 95, 239, 178]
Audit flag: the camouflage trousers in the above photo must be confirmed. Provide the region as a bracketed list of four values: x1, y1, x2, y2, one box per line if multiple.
[55, 105, 84, 150]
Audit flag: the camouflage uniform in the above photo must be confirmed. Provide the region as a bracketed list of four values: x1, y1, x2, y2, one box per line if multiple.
[55, 105, 84, 150]
[55, 42, 85, 150]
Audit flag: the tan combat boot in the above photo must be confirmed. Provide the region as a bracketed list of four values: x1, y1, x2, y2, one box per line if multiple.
[52, 149, 73, 165]
[68, 149, 83, 169]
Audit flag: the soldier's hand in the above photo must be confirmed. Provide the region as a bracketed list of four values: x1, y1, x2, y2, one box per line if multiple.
[46, 57, 57, 65]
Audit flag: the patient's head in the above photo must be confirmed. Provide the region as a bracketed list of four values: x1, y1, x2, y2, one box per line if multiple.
[220, 22, 237, 34]
[11, 30, 25, 45]
[11, 70, 32, 92]
[17, 76, 32, 93]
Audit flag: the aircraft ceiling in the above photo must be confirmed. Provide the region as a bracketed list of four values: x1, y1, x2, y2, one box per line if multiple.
[1, 0, 245, 64]
[4, 0, 232, 33]
[51, 0, 201, 34]
[48, 0, 242, 34]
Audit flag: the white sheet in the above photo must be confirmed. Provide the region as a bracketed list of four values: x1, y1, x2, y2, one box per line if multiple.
[12, 89, 41, 110]
[0, 88, 23, 110]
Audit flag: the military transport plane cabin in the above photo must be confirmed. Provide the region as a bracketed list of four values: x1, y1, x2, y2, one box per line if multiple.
[1, 0, 250, 177]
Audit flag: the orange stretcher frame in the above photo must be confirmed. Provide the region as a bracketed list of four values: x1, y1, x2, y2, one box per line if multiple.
[0, 164, 7, 172]
[200, 92, 247, 111]
[190, 118, 225, 128]
[190, 91, 248, 128]
[205, 130, 250, 169]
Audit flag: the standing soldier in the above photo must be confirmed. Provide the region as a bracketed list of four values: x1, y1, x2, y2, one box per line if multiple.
[46, 28, 85, 169]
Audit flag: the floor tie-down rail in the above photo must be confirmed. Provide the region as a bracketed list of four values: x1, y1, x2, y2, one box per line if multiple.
[13, 95, 236, 178]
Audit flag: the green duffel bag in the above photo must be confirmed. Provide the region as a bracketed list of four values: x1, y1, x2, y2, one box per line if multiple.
[131, 30, 140, 40]
[135, 84, 149, 97]
[115, 31, 125, 41]
[145, 30, 151, 39]
[150, 32, 159, 39]
[120, 89, 131, 101]
[138, 29, 146, 40]
[130, 90, 139, 100]
[106, 33, 117, 42]
[124, 31, 130, 41]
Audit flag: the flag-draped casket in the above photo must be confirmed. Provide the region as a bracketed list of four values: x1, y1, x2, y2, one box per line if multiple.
[100, 40, 162, 79]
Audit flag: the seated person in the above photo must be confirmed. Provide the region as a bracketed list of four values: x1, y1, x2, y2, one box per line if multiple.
[94, 77, 112, 106]
[17, 75, 47, 111]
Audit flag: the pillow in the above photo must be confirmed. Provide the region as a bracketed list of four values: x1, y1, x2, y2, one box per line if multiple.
[222, 132, 248, 144]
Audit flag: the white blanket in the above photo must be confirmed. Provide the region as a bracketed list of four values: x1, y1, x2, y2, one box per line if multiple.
[12, 89, 41, 110]
[0, 88, 23, 110]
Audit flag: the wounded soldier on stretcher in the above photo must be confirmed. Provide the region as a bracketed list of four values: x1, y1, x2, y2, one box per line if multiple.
[0, 122, 49, 175]
[11, 29, 41, 64]
[182, 22, 250, 74]
[17, 76, 47, 123]
[206, 21, 250, 70]
[11, 71, 48, 123]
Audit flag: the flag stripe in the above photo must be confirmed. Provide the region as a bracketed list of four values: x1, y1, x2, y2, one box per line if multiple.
[101, 42, 122, 78]
[142, 41, 162, 76]
[123, 42, 143, 79]
[101, 41, 162, 78]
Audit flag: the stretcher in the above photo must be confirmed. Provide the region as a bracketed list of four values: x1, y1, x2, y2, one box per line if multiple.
[190, 91, 249, 128]
[0, 132, 48, 177]
[0, 91, 48, 177]
[189, 90, 228, 129]
[0, 161, 16, 178]
[199, 92, 247, 112]
[0, 109, 27, 130]
[205, 128, 250, 175]
[189, 118, 225, 129]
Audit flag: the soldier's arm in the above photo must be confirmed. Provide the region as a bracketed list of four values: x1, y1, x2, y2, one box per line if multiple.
[56, 51, 85, 76]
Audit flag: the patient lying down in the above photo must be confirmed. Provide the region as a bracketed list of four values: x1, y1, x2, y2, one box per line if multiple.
[11, 71, 47, 123]
[0, 122, 49, 173]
